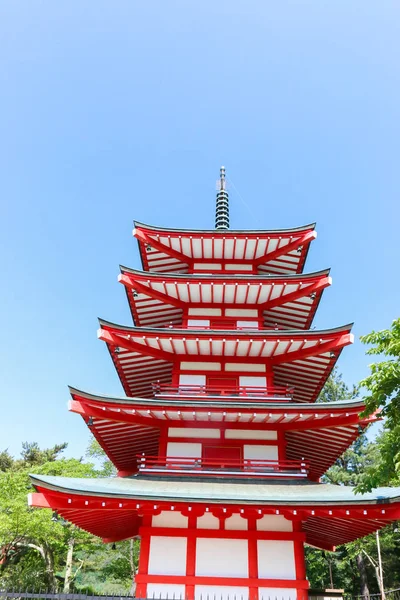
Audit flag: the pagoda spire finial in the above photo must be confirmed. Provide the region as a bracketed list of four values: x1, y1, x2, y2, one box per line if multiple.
[215, 165, 229, 230]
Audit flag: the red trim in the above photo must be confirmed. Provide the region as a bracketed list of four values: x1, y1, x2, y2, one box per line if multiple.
[186, 515, 197, 600]
[277, 430, 287, 462]
[293, 521, 307, 600]
[247, 516, 259, 600]
[135, 228, 194, 269]
[158, 428, 168, 457]
[254, 231, 316, 266]
[136, 514, 152, 598]
[139, 527, 306, 541]
[31, 491, 400, 521]
[135, 573, 309, 588]
[134, 225, 316, 272]
[166, 438, 278, 446]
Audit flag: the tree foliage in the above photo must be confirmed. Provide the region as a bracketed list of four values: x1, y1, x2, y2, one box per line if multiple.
[308, 364, 400, 597]
[356, 318, 400, 492]
[0, 442, 135, 592]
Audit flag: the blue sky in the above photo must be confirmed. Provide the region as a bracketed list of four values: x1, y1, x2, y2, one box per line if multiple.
[0, 1, 399, 459]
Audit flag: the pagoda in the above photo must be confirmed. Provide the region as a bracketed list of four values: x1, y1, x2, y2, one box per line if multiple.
[30, 168, 400, 600]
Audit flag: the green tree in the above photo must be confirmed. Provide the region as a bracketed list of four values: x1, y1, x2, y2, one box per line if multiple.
[308, 370, 386, 598]
[0, 443, 99, 591]
[85, 437, 115, 477]
[0, 441, 137, 593]
[356, 318, 400, 492]
[317, 367, 356, 403]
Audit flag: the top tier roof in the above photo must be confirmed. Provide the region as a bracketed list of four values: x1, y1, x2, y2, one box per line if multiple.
[134, 221, 317, 275]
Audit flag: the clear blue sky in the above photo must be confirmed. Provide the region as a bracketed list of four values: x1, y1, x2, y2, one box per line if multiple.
[0, 1, 399, 459]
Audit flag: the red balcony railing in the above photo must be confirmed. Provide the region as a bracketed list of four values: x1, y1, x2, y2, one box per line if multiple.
[137, 455, 308, 479]
[152, 382, 294, 401]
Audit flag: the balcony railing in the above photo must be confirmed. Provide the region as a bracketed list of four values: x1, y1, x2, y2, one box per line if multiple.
[137, 455, 308, 479]
[152, 382, 294, 401]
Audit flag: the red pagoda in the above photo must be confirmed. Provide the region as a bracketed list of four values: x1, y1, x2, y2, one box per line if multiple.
[30, 168, 400, 600]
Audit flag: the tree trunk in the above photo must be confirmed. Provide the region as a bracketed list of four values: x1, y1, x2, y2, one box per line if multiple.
[356, 553, 370, 600]
[15, 541, 57, 591]
[42, 542, 58, 592]
[328, 556, 334, 589]
[63, 537, 75, 593]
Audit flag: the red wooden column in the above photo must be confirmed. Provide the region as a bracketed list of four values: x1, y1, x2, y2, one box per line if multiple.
[293, 520, 308, 600]
[136, 514, 152, 598]
[186, 515, 197, 600]
[247, 516, 259, 600]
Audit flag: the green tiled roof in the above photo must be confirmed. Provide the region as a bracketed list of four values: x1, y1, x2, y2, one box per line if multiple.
[31, 474, 400, 506]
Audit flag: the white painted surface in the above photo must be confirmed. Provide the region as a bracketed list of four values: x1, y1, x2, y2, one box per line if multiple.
[196, 512, 220, 529]
[225, 263, 253, 270]
[257, 540, 296, 579]
[179, 374, 206, 386]
[225, 513, 248, 530]
[148, 536, 187, 575]
[187, 319, 210, 327]
[226, 308, 258, 317]
[196, 538, 248, 577]
[237, 320, 259, 328]
[225, 429, 277, 440]
[225, 362, 266, 372]
[152, 511, 188, 528]
[181, 361, 222, 371]
[244, 444, 278, 460]
[147, 584, 186, 599]
[195, 586, 249, 600]
[193, 263, 222, 270]
[168, 427, 220, 439]
[257, 514, 293, 532]
[166, 442, 202, 459]
[259, 588, 296, 600]
[188, 308, 222, 316]
[239, 376, 267, 388]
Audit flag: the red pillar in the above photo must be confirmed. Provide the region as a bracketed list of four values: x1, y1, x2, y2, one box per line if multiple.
[293, 520, 308, 600]
[248, 516, 259, 600]
[136, 514, 152, 598]
[186, 515, 197, 600]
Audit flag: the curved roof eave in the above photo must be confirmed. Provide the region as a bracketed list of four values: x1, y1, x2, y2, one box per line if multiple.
[30, 473, 400, 506]
[98, 319, 354, 336]
[68, 386, 366, 412]
[133, 220, 317, 236]
[119, 265, 331, 281]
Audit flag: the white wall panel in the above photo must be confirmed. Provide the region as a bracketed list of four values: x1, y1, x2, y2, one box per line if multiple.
[195, 586, 249, 600]
[181, 361, 222, 371]
[257, 540, 296, 579]
[225, 514, 248, 530]
[196, 538, 248, 577]
[237, 321, 259, 328]
[226, 309, 258, 317]
[188, 308, 222, 316]
[147, 584, 186, 599]
[166, 442, 202, 458]
[239, 376, 267, 387]
[152, 511, 188, 528]
[257, 515, 293, 532]
[197, 512, 220, 529]
[179, 374, 206, 386]
[225, 429, 277, 440]
[244, 445, 278, 461]
[168, 427, 220, 439]
[258, 588, 296, 600]
[225, 263, 253, 271]
[187, 320, 210, 327]
[148, 536, 187, 575]
[225, 362, 266, 372]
